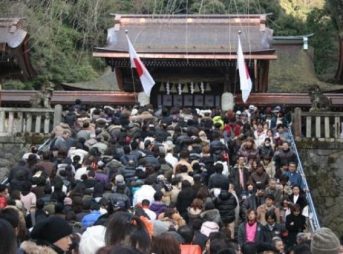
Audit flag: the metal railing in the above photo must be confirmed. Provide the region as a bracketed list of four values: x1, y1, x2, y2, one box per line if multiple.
[288, 126, 321, 231]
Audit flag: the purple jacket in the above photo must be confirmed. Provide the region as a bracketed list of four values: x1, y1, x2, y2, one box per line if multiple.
[95, 172, 108, 184]
[149, 202, 167, 216]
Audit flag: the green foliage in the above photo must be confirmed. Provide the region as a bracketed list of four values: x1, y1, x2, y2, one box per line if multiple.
[305, 8, 338, 76]
[191, 0, 226, 14]
[325, 0, 343, 34]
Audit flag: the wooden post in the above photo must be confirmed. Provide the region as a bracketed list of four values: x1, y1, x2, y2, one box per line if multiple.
[293, 107, 302, 139]
[53, 104, 62, 128]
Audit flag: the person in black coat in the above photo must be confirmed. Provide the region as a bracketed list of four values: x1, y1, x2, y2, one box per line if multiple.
[288, 185, 307, 212]
[285, 204, 306, 249]
[229, 156, 250, 198]
[208, 163, 229, 191]
[214, 189, 237, 239]
[176, 180, 196, 222]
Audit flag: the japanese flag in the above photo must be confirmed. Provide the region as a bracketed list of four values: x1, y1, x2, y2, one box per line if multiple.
[237, 36, 252, 103]
[126, 34, 155, 97]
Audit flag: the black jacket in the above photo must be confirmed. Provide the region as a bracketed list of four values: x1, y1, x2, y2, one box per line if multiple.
[214, 190, 237, 223]
[176, 187, 196, 218]
[262, 223, 287, 244]
[208, 173, 229, 190]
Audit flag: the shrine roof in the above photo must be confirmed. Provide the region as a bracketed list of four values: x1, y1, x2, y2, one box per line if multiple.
[94, 14, 276, 59]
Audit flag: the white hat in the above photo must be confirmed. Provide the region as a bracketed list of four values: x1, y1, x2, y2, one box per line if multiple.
[200, 221, 219, 237]
[79, 225, 106, 254]
[115, 174, 125, 185]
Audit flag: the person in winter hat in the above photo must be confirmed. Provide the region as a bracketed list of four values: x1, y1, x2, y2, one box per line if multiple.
[311, 227, 340, 254]
[20, 216, 72, 254]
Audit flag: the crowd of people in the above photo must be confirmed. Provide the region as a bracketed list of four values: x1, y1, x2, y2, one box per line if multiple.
[0, 100, 342, 254]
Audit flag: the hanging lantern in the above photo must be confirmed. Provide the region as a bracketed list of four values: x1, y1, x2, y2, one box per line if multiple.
[159, 83, 165, 92]
[178, 83, 182, 95]
[166, 81, 170, 95]
[190, 82, 194, 94]
[182, 84, 189, 94]
[200, 82, 205, 94]
[205, 83, 212, 92]
[193, 83, 200, 93]
[170, 83, 177, 94]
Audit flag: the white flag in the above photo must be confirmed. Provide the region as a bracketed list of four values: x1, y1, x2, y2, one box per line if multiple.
[237, 37, 252, 103]
[126, 34, 155, 97]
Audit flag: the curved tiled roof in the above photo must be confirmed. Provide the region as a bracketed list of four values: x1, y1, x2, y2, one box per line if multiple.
[95, 14, 274, 56]
[0, 18, 27, 48]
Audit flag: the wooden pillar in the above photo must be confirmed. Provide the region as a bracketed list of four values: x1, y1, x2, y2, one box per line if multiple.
[293, 107, 302, 139]
[261, 61, 270, 92]
[115, 68, 124, 91]
[254, 60, 259, 92]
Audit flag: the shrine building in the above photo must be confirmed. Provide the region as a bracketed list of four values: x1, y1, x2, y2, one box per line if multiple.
[93, 14, 277, 107]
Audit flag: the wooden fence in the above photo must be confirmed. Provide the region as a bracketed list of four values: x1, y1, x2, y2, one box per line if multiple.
[293, 107, 343, 140]
[0, 105, 62, 135]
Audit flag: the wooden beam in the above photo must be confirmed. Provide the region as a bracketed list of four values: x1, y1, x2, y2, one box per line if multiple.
[93, 52, 277, 60]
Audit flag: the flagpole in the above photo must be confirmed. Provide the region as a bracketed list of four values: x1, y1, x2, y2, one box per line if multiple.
[234, 30, 241, 98]
[125, 30, 138, 104]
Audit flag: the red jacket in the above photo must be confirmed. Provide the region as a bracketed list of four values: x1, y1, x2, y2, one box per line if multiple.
[0, 196, 7, 209]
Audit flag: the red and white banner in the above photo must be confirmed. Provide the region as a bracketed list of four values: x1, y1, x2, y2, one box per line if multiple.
[126, 34, 155, 97]
[237, 36, 252, 103]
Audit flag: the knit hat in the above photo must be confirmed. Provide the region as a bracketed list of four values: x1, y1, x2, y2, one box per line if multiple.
[79, 225, 106, 254]
[115, 174, 125, 186]
[311, 227, 340, 254]
[152, 220, 169, 236]
[200, 221, 219, 237]
[64, 197, 73, 206]
[31, 216, 72, 244]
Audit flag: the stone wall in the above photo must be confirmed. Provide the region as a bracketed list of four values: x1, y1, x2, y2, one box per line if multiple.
[298, 141, 343, 236]
[0, 136, 29, 182]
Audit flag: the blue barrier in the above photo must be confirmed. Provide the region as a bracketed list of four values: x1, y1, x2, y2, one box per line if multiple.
[288, 126, 321, 231]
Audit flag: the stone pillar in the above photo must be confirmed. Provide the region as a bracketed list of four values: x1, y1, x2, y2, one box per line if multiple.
[0, 110, 5, 133]
[53, 104, 62, 128]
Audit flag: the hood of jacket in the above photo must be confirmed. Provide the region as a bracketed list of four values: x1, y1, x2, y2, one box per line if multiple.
[20, 241, 58, 254]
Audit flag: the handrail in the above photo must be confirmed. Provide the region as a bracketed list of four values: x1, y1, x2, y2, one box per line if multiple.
[1, 177, 8, 185]
[288, 126, 321, 231]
